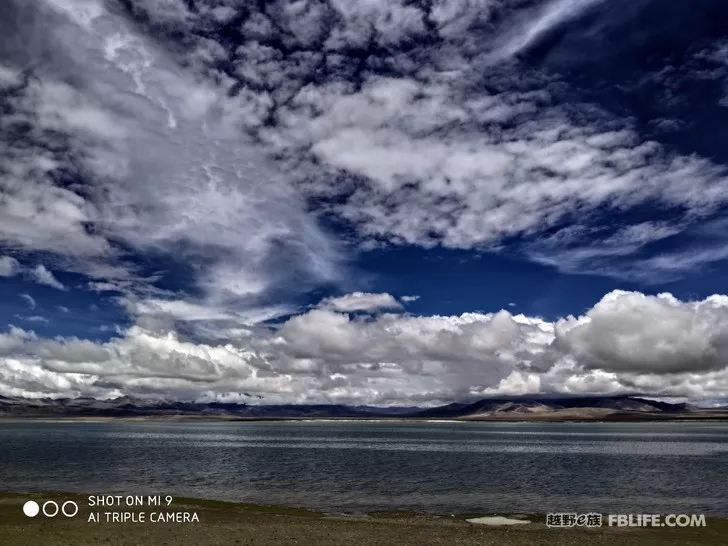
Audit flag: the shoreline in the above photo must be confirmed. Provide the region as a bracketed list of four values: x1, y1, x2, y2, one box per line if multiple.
[1, 490, 727, 545]
[2, 413, 728, 423]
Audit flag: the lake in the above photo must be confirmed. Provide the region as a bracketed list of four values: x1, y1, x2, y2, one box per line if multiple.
[1, 420, 726, 515]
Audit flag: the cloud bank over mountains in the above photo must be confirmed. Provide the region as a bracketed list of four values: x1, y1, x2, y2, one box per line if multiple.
[1, 0, 728, 402]
[3, 290, 728, 404]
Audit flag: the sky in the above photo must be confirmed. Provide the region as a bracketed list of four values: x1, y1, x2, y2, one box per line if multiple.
[2, 0, 728, 405]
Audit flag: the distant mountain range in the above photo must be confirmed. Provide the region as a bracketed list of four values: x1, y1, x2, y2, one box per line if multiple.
[1, 394, 727, 421]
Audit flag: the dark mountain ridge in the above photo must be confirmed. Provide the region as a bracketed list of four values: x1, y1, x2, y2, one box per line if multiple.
[0, 394, 724, 421]
[414, 395, 691, 418]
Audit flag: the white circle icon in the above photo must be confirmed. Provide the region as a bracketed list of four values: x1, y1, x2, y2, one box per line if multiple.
[62, 500, 79, 518]
[42, 501, 59, 517]
[23, 500, 40, 517]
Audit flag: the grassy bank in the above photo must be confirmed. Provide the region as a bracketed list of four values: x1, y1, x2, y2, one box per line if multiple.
[1, 491, 726, 545]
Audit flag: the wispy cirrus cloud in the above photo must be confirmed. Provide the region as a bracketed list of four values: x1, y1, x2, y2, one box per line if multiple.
[8, 0, 721, 293]
[486, 0, 608, 63]
[19, 294, 36, 310]
[0, 256, 66, 290]
[0, 0, 344, 330]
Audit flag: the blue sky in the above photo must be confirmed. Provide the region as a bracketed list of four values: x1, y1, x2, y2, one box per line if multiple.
[2, 0, 728, 404]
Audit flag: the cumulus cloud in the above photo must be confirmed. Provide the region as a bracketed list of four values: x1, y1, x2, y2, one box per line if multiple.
[1, 290, 728, 404]
[554, 291, 728, 374]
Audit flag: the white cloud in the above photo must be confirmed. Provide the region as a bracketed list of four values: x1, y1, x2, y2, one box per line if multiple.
[553, 291, 728, 374]
[2, 1, 728, 407]
[19, 294, 36, 310]
[0, 0, 343, 328]
[248, 44, 728, 287]
[486, 0, 607, 63]
[401, 295, 419, 303]
[320, 292, 403, 312]
[29, 265, 66, 290]
[3, 0, 722, 315]
[0, 256, 67, 290]
[190, 2, 728, 280]
[524, 221, 687, 280]
[270, 73, 728, 262]
[1, 290, 727, 404]
[14, 315, 49, 324]
[429, 0, 497, 38]
[0, 63, 22, 87]
[325, 0, 427, 48]
[0, 256, 21, 277]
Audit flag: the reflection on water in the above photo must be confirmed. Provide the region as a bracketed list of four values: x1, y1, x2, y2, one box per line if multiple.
[1, 420, 726, 515]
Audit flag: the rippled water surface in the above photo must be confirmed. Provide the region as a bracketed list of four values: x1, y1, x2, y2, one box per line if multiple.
[1, 420, 727, 514]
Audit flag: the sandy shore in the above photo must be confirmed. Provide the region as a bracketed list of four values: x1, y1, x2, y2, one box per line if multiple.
[1, 491, 726, 545]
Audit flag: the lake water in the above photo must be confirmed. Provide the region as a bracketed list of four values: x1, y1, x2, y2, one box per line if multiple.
[1, 420, 727, 515]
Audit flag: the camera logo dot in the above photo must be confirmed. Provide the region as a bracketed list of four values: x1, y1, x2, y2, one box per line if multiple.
[22, 501, 39, 518]
[43, 501, 59, 517]
[23, 500, 78, 518]
[62, 500, 79, 517]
